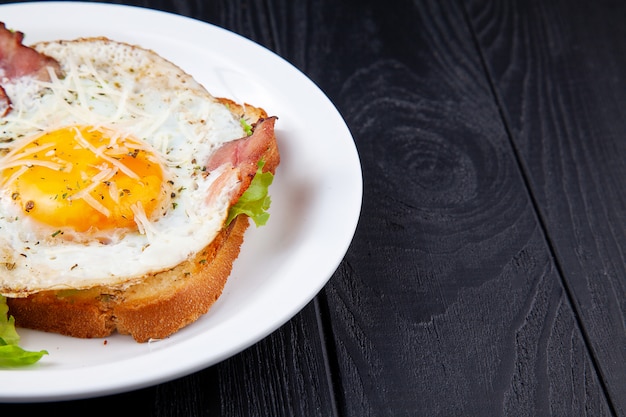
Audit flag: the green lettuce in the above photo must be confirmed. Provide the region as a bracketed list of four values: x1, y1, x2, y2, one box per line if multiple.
[226, 159, 274, 227]
[0, 296, 47, 367]
[240, 117, 253, 136]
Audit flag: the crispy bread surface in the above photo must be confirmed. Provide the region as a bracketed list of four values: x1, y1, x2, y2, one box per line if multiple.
[6, 100, 279, 342]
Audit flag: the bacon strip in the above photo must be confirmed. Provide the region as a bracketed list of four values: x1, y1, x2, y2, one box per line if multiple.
[207, 116, 279, 204]
[0, 22, 63, 116]
[0, 22, 61, 80]
[0, 85, 10, 117]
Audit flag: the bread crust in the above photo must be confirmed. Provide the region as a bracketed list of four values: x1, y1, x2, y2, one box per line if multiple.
[7, 215, 250, 342]
[6, 99, 279, 342]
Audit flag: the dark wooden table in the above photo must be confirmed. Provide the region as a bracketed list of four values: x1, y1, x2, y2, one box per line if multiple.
[3, 0, 626, 415]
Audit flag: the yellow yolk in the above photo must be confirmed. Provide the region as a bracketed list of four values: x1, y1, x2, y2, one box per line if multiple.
[1, 126, 165, 233]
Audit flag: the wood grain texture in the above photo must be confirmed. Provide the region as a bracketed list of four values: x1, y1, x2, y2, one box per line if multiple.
[466, 0, 626, 414]
[307, 0, 611, 415]
[0, 0, 622, 415]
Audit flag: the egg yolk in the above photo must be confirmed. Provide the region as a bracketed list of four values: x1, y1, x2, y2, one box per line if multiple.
[1, 126, 165, 233]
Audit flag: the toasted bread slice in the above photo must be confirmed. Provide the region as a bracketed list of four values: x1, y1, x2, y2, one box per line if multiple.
[6, 100, 279, 342]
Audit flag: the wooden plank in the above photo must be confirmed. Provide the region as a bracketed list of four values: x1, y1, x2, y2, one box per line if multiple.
[466, 0, 626, 414]
[0, 0, 620, 415]
[303, 0, 613, 414]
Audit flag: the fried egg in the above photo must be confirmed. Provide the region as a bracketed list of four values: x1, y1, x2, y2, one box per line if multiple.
[0, 38, 247, 296]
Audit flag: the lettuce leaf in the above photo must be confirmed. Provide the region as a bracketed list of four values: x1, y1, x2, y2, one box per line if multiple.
[240, 117, 253, 136]
[226, 159, 274, 227]
[0, 295, 47, 367]
[0, 297, 19, 346]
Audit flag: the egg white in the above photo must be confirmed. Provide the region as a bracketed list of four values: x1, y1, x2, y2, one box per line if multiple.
[0, 38, 246, 296]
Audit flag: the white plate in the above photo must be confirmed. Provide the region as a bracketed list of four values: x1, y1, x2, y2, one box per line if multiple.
[0, 1, 362, 402]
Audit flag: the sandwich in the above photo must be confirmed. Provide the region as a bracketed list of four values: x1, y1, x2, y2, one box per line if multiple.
[0, 24, 280, 343]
